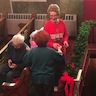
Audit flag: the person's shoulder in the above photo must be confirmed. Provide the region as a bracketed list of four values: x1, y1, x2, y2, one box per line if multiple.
[44, 20, 53, 29]
[23, 42, 28, 48]
[7, 42, 14, 50]
[59, 19, 64, 23]
[47, 47, 56, 52]
[59, 19, 66, 25]
[44, 20, 51, 26]
[23, 42, 28, 46]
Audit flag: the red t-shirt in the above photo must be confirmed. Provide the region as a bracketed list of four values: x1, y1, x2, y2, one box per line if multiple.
[44, 19, 68, 53]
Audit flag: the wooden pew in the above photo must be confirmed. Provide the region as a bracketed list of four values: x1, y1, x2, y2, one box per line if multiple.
[1, 67, 30, 96]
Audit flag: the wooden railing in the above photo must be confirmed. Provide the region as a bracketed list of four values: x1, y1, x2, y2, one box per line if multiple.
[0, 17, 35, 66]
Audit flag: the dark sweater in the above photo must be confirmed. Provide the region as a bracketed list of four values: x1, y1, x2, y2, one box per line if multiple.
[6, 42, 27, 70]
[23, 47, 65, 84]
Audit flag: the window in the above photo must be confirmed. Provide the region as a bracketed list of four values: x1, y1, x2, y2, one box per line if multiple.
[10, 0, 47, 13]
[10, 0, 46, 2]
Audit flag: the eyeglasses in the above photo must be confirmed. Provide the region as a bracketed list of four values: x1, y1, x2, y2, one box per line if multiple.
[49, 15, 58, 18]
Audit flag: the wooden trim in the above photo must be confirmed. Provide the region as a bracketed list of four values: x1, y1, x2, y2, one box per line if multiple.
[74, 69, 82, 82]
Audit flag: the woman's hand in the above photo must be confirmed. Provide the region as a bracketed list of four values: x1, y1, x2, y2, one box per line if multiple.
[9, 63, 17, 69]
[8, 59, 12, 66]
[63, 41, 69, 48]
[8, 59, 17, 68]
[26, 46, 30, 50]
[57, 46, 62, 53]
[53, 43, 61, 50]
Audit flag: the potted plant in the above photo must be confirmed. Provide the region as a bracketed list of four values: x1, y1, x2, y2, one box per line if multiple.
[59, 20, 96, 96]
[65, 20, 96, 78]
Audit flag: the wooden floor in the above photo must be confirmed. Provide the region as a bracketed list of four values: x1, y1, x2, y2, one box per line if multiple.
[81, 58, 96, 96]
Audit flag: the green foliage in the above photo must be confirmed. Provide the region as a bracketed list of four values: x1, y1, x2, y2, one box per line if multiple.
[66, 20, 96, 78]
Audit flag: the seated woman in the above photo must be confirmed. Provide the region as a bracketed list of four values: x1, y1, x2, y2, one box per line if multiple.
[0, 34, 30, 85]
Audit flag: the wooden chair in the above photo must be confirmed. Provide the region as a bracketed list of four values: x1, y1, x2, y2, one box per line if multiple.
[1, 67, 30, 96]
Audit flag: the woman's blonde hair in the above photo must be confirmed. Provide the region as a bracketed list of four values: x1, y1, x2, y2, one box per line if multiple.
[47, 4, 60, 15]
[12, 34, 25, 45]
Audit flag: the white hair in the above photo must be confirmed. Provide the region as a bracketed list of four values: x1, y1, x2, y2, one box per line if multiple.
[30, 27, 44, 41]
[12, 34, 25, 45]
[30, 30, 38, 38]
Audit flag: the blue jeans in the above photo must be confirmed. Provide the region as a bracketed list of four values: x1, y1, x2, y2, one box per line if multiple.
[0, 64, 21, 84]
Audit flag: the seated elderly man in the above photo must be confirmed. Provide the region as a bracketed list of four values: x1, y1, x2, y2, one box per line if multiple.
[0, 34, 30, 84]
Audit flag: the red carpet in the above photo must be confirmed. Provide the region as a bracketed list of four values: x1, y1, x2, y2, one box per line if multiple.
[54, 38, 76, 96]
[66, 38, 76, 64]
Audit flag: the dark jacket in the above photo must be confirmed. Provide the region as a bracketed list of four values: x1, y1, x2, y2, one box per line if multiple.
[23, 47, 65, 84]
[6, 42, 27, 70]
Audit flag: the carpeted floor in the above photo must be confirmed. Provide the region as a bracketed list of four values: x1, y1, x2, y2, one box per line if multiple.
[65, 38, 76, 64]
[0, 38, 76, 96]
[53, 38, 76, 96]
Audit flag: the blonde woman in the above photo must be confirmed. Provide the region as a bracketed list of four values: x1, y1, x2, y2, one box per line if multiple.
[44, 4, 69, 89]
